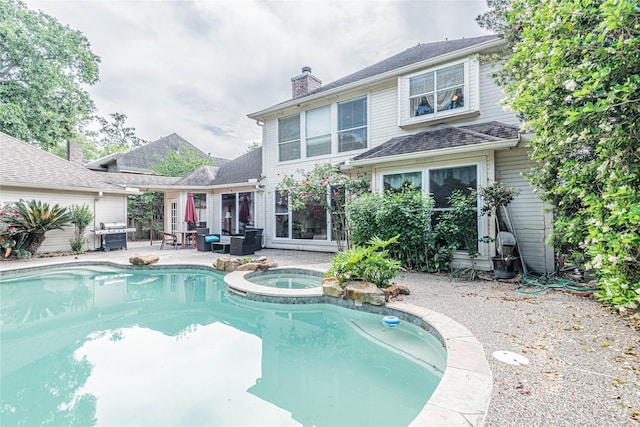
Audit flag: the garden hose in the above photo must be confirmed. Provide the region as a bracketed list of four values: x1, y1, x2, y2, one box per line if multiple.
[515, 270, 597, 294]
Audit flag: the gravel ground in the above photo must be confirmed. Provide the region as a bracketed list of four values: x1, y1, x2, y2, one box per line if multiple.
[396, 272, 640, 427]
[1, 244, 639, 426]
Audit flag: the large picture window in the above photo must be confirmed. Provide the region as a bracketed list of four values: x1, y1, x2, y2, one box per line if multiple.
[338, 97, 367, 152]
[278, 114, 300, 161]
[409, 63, 465, 118]
[382, 171, 422, 193]
[274, 193, 328, 241]
[306, 106, 331, 157]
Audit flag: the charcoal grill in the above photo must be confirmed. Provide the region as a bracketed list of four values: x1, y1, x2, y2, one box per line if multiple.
[94, 222, 136, 251]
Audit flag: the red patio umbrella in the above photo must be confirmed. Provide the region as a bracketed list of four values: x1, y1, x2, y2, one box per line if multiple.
[184, 191, 198, 226]
[239, 195, 251, 224]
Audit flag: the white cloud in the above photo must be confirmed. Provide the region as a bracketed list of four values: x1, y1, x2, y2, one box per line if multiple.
[25, 0, 490, 159]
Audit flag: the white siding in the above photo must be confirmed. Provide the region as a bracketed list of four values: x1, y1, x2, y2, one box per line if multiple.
[476, 61, 520, 126]
[0, 187, 127, 253]
[495, 145, 554, 273]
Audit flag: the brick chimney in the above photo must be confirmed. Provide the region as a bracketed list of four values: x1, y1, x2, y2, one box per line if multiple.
[67, 139, 83, 164]
[291, 66, 322, 98]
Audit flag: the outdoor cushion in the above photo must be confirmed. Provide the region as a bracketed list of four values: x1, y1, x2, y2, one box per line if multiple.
[204, 235, 220, 243]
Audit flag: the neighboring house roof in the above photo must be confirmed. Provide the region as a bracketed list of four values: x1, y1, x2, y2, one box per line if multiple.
[85, 133, 230, 174]
[176, 166, 219, 186]
[351, 121, 520, 165]
[0, 132, 127, 193]
[249, 35, 501, 118]
[211, 147, 262, 186]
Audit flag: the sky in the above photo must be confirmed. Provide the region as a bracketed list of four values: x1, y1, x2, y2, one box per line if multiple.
[25, 0, 492, 160]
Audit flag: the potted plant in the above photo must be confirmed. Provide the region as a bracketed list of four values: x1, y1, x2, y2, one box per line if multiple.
[479, 182, 521, 279]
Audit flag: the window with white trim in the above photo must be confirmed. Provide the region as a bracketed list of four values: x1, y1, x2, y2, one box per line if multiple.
[381, 163, 479, 251]
[278, 114, 300, 161]
[338, 97, 367, 152]
[306, 106, 331, 157]
[410, 64, 465, 118]
[274, 192, 329, 241]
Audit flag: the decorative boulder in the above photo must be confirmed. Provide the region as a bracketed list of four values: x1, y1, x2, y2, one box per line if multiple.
[382, 285, 411, 302]
[214, 256, 277, 272]
[322, 276, 345, 298]
[129, 254, 159, 266]
[215, 256, 241, 272]
[237, 262, 261, 271]
[344, 281, 386, 306]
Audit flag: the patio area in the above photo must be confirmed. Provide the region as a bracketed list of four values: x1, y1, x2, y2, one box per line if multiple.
[1, 241, 638, 426]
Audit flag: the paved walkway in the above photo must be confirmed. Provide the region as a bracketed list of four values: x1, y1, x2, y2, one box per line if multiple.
[1, 241, 639, 426]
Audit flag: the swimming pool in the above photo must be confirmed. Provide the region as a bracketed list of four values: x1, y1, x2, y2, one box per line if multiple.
[0, 265, 447, 426]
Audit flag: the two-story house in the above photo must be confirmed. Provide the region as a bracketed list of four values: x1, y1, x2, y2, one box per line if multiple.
[248, 35, 554, 273]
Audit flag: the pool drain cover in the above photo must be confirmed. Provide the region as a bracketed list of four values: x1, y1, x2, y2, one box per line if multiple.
[493, 350, 529, 365]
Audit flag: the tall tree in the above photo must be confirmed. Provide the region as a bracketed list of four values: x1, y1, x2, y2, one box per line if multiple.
[96, 112, 148, 153]
[150, 148, 213, 177]
[0, 0, 100, 150]
[478, 0, 640, 310]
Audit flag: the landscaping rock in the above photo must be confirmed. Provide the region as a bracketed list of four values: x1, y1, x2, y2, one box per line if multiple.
[323, 282, 344, 298]
[344, 281, 386, 306]
[383, 284, 411, 302]
[129, 254, 159, 265]
[237, 262, 261, 271]
[214, 256, 241, 272]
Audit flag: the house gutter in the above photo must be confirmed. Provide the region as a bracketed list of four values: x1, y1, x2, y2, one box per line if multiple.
[248, 38, 506, 120]
[0, 182, 132, 195]
[345, 138, 519, 168]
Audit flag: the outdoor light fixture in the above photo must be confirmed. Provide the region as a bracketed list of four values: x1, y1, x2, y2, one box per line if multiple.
[225, 211, 232, 219]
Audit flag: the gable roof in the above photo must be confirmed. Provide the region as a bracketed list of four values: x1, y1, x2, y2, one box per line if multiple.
[0, 132, 128, 193]
[85, 133, 230, 174]
[249, 35, 501, 118]
[211, 146, 262, 186]
[350, 121, 520, 165]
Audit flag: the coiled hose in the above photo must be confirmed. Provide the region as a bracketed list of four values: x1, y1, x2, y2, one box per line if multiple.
[516, 270, 597, 294]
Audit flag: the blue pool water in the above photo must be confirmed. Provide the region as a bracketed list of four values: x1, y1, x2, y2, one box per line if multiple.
[0, 266, 446, 426]
[246, 269, 323, 289]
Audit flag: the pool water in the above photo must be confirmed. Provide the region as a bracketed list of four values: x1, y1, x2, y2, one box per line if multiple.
[247, 270, 323, 289]
[0, 266, 446, 426]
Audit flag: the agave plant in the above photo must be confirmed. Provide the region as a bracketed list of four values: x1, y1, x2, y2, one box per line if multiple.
[2, 199, 72, 255]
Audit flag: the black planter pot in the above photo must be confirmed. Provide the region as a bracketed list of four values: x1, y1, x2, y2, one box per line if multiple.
[492, 256, 517, 279]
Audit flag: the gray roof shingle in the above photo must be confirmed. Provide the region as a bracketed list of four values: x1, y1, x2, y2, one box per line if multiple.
[212, 147, 262, 185]
[85, 133, 230, 173]
[352, 121, 519, 161]
[0, 132, 126, 192]
[304, 35, 499, 99]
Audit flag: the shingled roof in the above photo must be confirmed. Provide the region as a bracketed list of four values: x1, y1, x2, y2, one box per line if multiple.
[0, 132, 127, 193]
[351, 121, 520, 163]
[85, 133, 230, 174]
[212, 146, 262, 185]
[249, 35, 501, 118]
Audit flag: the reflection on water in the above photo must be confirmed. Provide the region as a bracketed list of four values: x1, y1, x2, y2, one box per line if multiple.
[0, 267, 445, 426]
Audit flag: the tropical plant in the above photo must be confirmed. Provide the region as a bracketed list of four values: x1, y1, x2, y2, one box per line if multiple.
[478, 0, 640, 311]
[326, 236, 403, 288]
[68, 204, 94, 253]
[277, 162, 370, 250]
[1, 199, 72, 255]
[0, 0, 100, 151]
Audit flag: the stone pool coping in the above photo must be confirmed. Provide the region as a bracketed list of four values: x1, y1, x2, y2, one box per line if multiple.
[226, 268, 493, 427]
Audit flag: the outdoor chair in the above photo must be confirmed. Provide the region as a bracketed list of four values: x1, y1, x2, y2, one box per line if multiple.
[160, 231, 178, 250]
[230, 229, 258, 256]
[197, 233, 219, 252]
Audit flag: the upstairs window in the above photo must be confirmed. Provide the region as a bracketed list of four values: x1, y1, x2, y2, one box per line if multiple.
[306, 106, 331, 157]
[409, 63, 465, 118]
[338, 97, 367, 152]
[278, 114, 300, 161]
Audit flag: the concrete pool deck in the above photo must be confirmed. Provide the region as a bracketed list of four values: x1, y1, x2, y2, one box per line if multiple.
[1, 241, 639, 426]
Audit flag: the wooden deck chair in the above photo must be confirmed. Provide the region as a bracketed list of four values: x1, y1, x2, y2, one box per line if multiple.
[160, 231, 178, 249]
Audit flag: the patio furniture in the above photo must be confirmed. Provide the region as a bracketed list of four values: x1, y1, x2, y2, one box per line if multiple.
[230, 229, 258, 256]
[197, 233, 219, 252]
[160, 231, 178, 250]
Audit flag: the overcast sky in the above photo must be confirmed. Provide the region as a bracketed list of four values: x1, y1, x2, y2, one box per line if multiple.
[25, 0, 491, 160]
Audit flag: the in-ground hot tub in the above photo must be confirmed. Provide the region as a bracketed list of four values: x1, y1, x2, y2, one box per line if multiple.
[244, 268, 323, 289]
